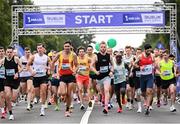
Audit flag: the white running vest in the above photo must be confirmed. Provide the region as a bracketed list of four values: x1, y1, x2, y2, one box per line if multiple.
[19, 56, 32, 77]
[33, 54, 48, 77]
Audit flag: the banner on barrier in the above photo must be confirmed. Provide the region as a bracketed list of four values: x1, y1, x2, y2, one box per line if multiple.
[23, 11, 165, 28]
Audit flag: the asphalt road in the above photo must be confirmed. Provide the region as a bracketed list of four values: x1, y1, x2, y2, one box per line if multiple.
[1, 99, 180, 124]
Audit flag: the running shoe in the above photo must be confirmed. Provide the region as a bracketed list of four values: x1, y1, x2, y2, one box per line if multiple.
[40, 108, 45, 116]
[145, 108, 150, 116]
[88, 101, 92, 107]
[103, 108, 108, 114]
[170, 105, 176, 112]
[1, 112, 6, 119]
[54, 105, 60, 111]
[9, 114, 14, 120]
[137, 107, 142, 113]
[80, 104, 85, 110]
[65, 111, 71, 117]
[26, 106, 31, 111]
[117, 108, 123, 113]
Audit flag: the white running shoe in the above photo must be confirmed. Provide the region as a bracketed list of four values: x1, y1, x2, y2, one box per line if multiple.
[27, 106, 31, 111]
[40, 108, 45, 116]
[149, 106, 153, 110]
[170, 105, 176, 112]
[33, 97, 38, 104]
[137, 107, 142, 113]
[9, 115, 14, 120]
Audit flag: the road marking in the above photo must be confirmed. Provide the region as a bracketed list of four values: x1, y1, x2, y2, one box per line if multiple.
[80, 100, 95, 124]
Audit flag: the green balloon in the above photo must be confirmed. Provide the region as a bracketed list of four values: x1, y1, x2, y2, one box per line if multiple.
[95, 42, 100, 51]
[107, 38, 117, 48]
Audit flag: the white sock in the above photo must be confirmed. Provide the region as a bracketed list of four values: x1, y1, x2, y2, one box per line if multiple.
[138, 102, 141, 109]
[41, 104, 45, 109]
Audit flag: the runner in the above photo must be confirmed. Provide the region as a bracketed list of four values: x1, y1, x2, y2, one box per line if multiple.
[107, 48, 114, 109]
[51, 41, 77, 117]
[157, 49, 177, 112]
[76, 46, 92, 110]
[19, 47, 34, 111]
[130, 48, 142, 113]
[154, 48, 163, 107]
[113, 54, 127, 113]
[135, 44, 155, 115]
[123, 46, 134, 110]
[91, 41, 114, 114]
[27, 43, 51, 116]
[0, 46, 5, 119]
[50, 51, 60, 111]
[0, 46, 22, 120]
[86, 45, 98, 102]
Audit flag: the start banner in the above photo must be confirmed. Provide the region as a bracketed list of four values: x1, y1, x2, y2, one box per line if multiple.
[23, 11, 165, 28]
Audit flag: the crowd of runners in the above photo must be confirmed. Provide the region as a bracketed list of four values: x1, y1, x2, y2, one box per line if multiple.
[0, 41, 180, 120]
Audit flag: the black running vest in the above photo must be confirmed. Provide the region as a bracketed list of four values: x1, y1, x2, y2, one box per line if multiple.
[96, 53, 110, 80]
[4, 56, 18, 80]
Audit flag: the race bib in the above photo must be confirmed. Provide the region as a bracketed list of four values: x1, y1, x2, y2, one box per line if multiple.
[35, 68, 46, 75]
[6, 69, 15, 76]
[117, 71, 124, 76]
[61, 63, 70, 70]
[79, 66, 87, 72]
[141, 64, 153, 75]
[136, 71, 141, 77]
[100, 66, 108, 73]
[0, 67, 5, 78]
[163, 70, 171, 76]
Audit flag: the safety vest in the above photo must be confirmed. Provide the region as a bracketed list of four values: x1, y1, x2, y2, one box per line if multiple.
[160, 59, 174, 80]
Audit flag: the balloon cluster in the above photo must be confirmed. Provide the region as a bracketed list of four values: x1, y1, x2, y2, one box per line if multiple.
[95, 38, 117, 51]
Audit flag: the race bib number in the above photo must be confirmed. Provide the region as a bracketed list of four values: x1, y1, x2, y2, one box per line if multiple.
[117, 71, 124, 76]
[141, 64, 153, 75]
[79, 66, 87, 72]
[0, 67, 5, 78]
[36, 69, 45, 75]
[6, 69, 15, 76]
[100, 66, 108, 73]
[136, 71, 141, 77]
[163, 70, 171, 76]
[61, 63, 70, 70]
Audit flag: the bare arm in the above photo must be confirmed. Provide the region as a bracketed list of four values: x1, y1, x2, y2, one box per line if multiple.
[110, 56, 114, 73]
[90, 54, 99, 75]
[51, 52, 60, 71]
[27, 55, 35, 74]
[15, 56, 23, 73]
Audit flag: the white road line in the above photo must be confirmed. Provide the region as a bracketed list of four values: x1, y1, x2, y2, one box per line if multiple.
[80, 100, 95, 124]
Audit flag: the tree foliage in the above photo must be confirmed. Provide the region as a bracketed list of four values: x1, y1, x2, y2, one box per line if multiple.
[142, 0, 180, 50]
[0, 0, 95, 52]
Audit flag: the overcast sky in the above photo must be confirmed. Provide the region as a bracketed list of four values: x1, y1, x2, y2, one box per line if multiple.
[32, 0, 162, 50]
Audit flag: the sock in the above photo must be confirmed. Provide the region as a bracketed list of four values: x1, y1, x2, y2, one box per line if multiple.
[137, 102, 141, 109]
[41, 104, 45, 109]
[9, 110, 13, 115]
[131, 99, 134, 104]
[66, 107, 69, 111]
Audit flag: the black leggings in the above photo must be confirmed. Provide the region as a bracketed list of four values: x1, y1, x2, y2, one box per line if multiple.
[114, 83, 126, 108]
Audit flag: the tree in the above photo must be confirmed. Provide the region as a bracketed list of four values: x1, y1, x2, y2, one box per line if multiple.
[142, 0, 180, 52]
